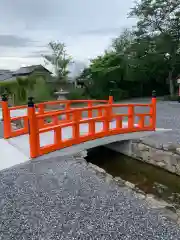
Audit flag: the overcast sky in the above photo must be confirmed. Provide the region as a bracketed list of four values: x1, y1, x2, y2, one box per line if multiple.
[0, 0, 135, 70]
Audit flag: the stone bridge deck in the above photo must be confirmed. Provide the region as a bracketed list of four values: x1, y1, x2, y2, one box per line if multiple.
[0, 119, 168, 170]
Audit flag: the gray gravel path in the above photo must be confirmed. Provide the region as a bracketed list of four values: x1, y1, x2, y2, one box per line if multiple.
[113, 100, 180, 145]
[147, 101, 180, 130]
[0, 156, 180, 240]
[115, 100, 180, 130]
[144, 101, 180, 145]
[83, 100, 180, 130]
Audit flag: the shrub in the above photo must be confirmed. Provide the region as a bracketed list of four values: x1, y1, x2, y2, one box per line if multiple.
[67, 88, 87, 100]
[33, 78, 53, 102]
[163, 95, 179, 101]
[111, 89, 129, 101]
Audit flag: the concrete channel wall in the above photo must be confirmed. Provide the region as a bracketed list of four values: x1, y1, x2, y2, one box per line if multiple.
[106, 139, 180, 176]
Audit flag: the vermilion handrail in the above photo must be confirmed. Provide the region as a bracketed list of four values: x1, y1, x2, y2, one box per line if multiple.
[40, 99, 108, 105]
[0, 97, 111, 138]
[8, 99, 109, 110]
[1, 92, 157, 159]
[26, 92, 156, 158]
[36, 103, 152, 120]
[37, 104, 108, 119]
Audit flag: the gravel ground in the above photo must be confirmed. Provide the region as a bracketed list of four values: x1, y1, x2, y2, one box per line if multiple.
[0, 156, 180, 240]
[113, 100, 180, 145]
[156, 101, 180, 130]
[80, 100, 180, 130]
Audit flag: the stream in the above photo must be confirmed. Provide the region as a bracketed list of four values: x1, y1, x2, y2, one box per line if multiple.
[85, 146, 180, 207]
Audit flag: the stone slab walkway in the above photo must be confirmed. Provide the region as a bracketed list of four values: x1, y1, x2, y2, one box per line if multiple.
[0, 155, 180, 240]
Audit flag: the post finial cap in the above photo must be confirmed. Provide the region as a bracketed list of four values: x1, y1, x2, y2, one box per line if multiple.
[28, 97, 34, 107]
[1, 94, 8, 101]
[152, 90, 156, 98]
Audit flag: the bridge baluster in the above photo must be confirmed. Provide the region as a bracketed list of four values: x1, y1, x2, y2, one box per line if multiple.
[116, 116, 122, 130]
[98, 108, 103, 117]
[53, 115, 59, 125]
[73, 110, 80, 140]
[54, 126, 62, 146]
[89, 119, 95, 136]
[103, 106, 110, 133]
[53, 114, 61, 145]
[138, 116, 145, 129]
[88, 102, 93, 118]
[128, 105, 134, 129]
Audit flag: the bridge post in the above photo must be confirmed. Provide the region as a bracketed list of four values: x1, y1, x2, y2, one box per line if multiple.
[1, 94, 11, 139]
[108, 95, 113, 104]
[108, 96, 113, 120]
[150, 90, 156, 130]
[28, 97, 40, 158]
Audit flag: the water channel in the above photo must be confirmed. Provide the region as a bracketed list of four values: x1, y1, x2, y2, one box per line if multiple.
[86, 146, 180, 207]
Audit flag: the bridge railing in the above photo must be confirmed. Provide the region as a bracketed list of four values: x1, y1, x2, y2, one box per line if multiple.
[27, 91, 156, 158]
[1, 97, 110, 139]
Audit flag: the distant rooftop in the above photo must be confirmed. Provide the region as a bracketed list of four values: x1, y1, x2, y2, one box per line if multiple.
[0, 70, 13, 75]
[0, 74, 16, 82]
[13, 65, 51, 76]
[0, 65, 52, 83]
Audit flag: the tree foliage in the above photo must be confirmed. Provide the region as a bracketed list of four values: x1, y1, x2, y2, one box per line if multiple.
[76, 0, 180, 99]
[44, 41, 72, 82]
[130, 0, 180, 96]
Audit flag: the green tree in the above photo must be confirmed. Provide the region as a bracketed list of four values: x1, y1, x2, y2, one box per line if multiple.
[33, 78, 52, 102]
[77, 51, 129, 100]
[44, 41, 72, 82]
[112, 29, 134, 54]
[77, 28, 172, 99]
[130, 0, 180, 96]
[74, 0, 180, 100]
